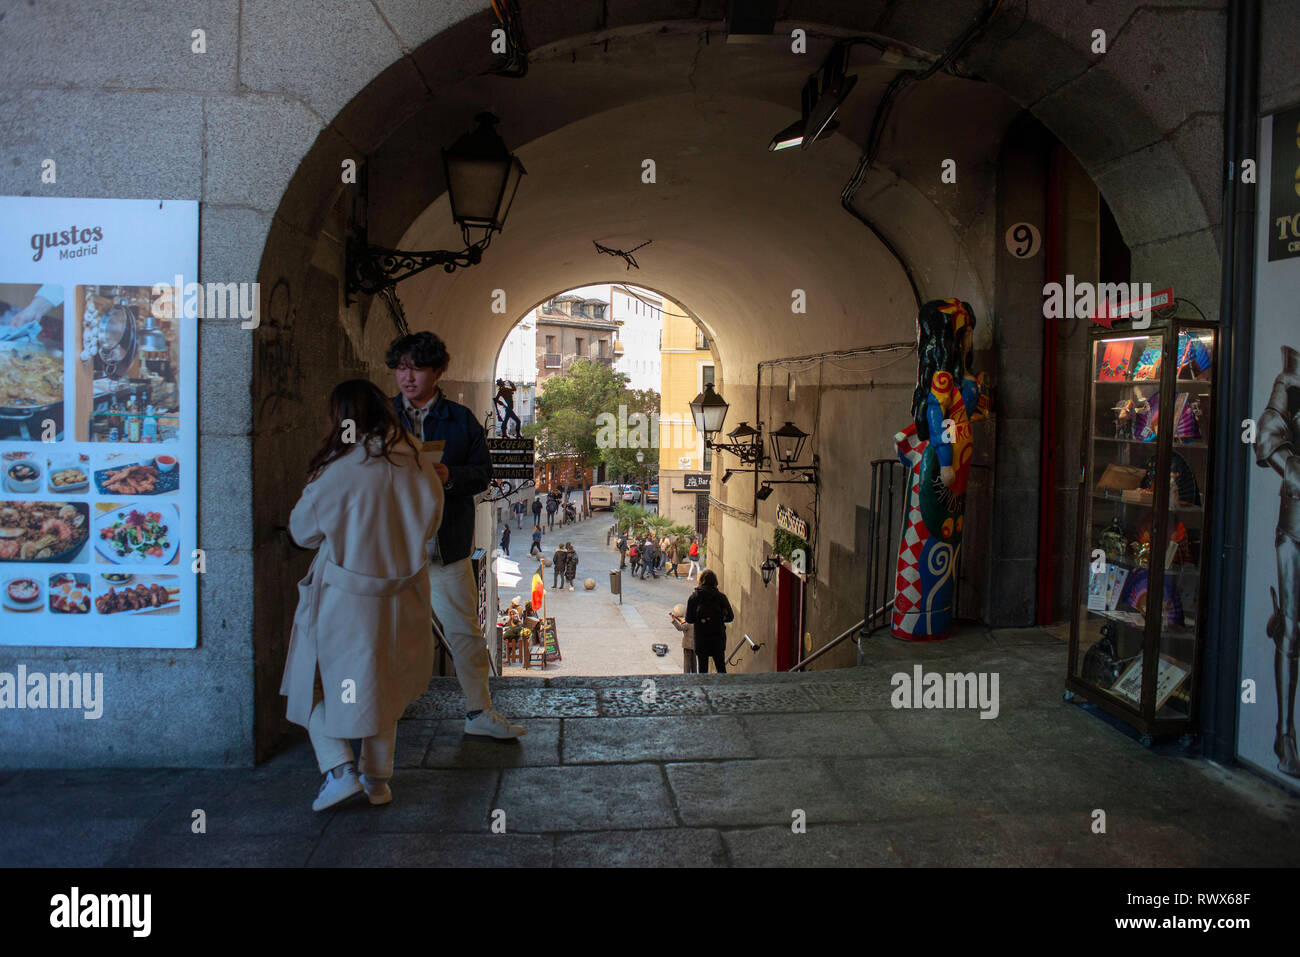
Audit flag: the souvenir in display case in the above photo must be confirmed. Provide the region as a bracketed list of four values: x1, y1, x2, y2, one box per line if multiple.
[1066, 312, 1216, 741]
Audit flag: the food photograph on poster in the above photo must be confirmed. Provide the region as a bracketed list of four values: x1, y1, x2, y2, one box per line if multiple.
[0, 282, 64, 442]
[74, 284, 180, 444]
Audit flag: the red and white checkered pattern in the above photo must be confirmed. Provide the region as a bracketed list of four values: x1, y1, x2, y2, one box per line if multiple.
[892, 425, 928, 636]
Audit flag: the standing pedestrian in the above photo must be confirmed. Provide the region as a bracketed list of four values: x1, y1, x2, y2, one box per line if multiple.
[617, 531, 628, 570]
[531, 494, 542, 529]
[686, 569, 734, 675]
[282, 379, 442, 810]
[388, 331, 525, 740]
[686, 537, 701, 580]
[629, 537, 641, 576]
[669, 603, 695, 673]
[640, 536, 658, 580]
[499, 522, 511, 556]
[512, 497, 525, 529]
[552, 542, 567, 588]
[665, 539, 680, 579]
[530, 523, 543, 558]
[545, 494, 558, 530]
[564, 542, 579, 592]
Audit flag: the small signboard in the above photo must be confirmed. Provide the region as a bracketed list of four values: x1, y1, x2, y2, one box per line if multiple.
[682, 472, 711, 491]
[776, 503, 809, 540]
[487, 437, 534, 480]
[540, 616, 561, 662]
[1269, 104, 1300, 261]
[1092, 286, 1174, 327]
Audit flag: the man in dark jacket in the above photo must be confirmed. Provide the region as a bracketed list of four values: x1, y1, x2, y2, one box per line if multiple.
[531, 494, 542, 528]
[388, 331, 524, 740]
[545, 494, 558, 530]
[564, 543, 578, 592]
[552, 544, 567, 589]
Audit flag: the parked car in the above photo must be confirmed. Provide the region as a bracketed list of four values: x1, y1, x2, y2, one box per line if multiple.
[621, 484, 642, 503]
[588, 485, 617, 510]
[647, 485, 659, 504]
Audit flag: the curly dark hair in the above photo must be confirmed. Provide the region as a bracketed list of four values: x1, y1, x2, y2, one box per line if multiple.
[385, 331, 450, 372]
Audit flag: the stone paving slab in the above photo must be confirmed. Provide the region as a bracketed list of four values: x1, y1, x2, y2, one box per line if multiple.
[722, 824, 902, 868]
[421, 719, 562, 769]
[830, 755, 1010, 823]
[321, 769, 500, 834]
[308, 831, 554, 868]
[597, 685, 711, 716]
[665, 758, 859, 828]
[553, 828, 728, 867]
[495, 764, 677, 832]
[737, 711, 898, 759]
[562, 715, 754, 764]
[703, 684, 824, 714]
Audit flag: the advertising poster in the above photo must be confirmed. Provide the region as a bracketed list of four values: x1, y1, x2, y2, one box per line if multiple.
[1240, 112, 1300, 788]
[0, 196, 198, 648]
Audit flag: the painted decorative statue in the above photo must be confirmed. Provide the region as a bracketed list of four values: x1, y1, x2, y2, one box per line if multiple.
[892, 298, 990, 640]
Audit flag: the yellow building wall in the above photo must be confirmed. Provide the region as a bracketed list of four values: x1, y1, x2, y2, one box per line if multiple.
[658, 304, 706, 472]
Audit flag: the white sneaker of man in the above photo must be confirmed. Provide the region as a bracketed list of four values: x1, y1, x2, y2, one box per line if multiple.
[312, 763, 363, 811]
[359, 773, 392, 806]
[464, 708, 527, 739]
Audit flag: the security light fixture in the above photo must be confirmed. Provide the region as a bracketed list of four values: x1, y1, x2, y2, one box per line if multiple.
[346, 113, 526, 299]
[760, 554, 779, 587]
[755, 483, 775, 502]
[769, 41, 857, 152]
[721, 469, 735, 484]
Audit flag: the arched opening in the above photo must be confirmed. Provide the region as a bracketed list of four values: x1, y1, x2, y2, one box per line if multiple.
[250, 9, 1218, 758]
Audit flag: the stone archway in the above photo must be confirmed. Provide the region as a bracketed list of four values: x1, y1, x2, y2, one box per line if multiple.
[245, 3, 1222, 758]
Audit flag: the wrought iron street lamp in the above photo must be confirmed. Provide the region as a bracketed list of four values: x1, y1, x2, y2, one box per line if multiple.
[688, 383, 765, 465]
[760, 554, 779, 586]
[346, 112, 526, 299]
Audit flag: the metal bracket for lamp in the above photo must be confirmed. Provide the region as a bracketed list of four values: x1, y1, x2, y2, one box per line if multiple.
[345, 228, 485, 300]
[703, 434, 767, 465]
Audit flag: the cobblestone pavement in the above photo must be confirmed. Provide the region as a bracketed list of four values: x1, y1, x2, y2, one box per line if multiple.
[3, 625, 1298, 867]
[496, 504, 695, 677]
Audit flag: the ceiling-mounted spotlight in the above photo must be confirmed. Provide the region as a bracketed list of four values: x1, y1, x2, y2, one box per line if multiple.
[769, 77, 818, 152]
[802, 43, 856, 150]
[755, 483, 774, 501]
[721, 469, 736, 484]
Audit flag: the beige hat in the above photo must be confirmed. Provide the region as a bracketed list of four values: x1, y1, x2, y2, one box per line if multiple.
[510, 596, 522, 607]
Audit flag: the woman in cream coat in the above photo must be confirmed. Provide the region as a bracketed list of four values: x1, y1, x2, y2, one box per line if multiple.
[281, 379, 443, 811]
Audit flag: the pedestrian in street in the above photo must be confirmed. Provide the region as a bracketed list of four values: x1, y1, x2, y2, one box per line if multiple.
[669, 603, 695, 673]
[283, 379, 442, 811]
[512, 498, 525, 529]
[617, 531, 628, 570]
[629, 538, 640, 576]
[640, 536, 658, 580]
[531, 494, 542, 528]
[658, 535, 670, 573]
[387, 331, 525, 742]
[552, 542, 567, 588]
[499, 522, 511, 556]
[686, 537, 701, 580]
[530, 523, 543, 558]
[564, 542, 578, 591]
[686, 569, 734, 675]
[545, 494, 558, 530]
[665, 539, 680, 579]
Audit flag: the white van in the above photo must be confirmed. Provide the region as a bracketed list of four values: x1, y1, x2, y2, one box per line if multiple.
[588, 485, 617, 510]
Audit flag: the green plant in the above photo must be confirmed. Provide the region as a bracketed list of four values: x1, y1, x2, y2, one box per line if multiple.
[773, 527, 809, 565]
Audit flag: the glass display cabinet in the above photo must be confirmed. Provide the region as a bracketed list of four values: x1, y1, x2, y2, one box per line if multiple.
[1066, 315, 1216, 742]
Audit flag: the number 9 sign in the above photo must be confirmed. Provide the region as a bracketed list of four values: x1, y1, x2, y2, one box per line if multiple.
[1004, 222, 1042, 259]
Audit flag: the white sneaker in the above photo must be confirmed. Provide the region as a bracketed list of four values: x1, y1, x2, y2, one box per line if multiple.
[359, 773, 392, 806]
[312, 764, 363, 811]
[464, 708, 527, 739]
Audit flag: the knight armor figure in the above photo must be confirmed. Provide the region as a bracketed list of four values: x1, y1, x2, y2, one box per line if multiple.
[1255, 344, 1300, 777]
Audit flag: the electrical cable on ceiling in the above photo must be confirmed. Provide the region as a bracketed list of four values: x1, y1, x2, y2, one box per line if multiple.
[594, 239, 652, 270]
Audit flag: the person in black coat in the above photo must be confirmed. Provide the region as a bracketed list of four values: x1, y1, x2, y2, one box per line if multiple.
[564, 543, 579, 591]
[388, 331, 523, 739]
[552, 544, 567, 588]
[685, 569, 734, 674]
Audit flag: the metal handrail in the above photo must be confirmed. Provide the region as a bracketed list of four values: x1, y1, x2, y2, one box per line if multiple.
[727, 633, 763, 667]
[788, 614, 875, 672]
